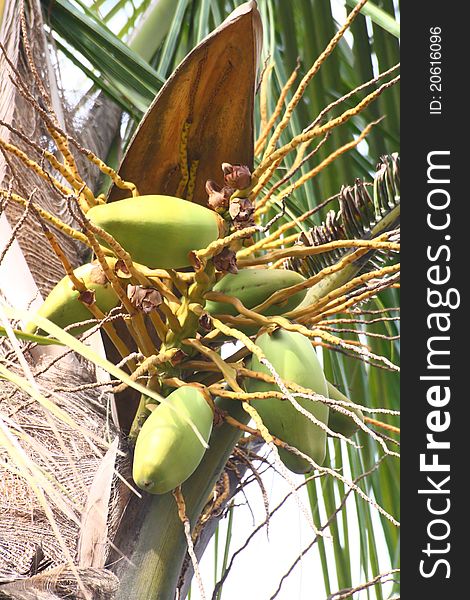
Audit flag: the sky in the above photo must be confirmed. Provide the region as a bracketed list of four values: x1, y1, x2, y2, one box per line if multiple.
[188, 440, 393, 600]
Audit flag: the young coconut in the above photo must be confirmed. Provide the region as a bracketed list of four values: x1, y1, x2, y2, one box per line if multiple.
[246, 328, 329, 473]
[132, 385, 214, 495]
[87, 195, 225, 269]
[205, 268, 307, 318]
[23, 258, 122, 336]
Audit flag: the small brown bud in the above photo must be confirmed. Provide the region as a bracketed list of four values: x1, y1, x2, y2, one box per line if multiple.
[199, 313, 213, 331]
[213, 407, 227, 427]
[205, 180, 229, 212]
[170, 349, 188, 366]
[79, 289, 95, 305]
[232, 217, 255, 231]
[127, 285, 162, 313]
[88, 264, 107, 286]
[114, 259, 132, 278]
[228, 199, 241, 220]
[222, 163, 252, 190]
[189, 250, 203, 272]
[229, 197, 255, 229]
[213, 247, 238, 274]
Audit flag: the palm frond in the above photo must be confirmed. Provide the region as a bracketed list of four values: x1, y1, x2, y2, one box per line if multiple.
[287, 153, 400, 278]
[345, 0, 400, 38]
[41, 0, 163, 113]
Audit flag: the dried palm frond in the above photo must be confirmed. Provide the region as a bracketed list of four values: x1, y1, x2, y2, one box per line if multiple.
[0, 564, 118, 600]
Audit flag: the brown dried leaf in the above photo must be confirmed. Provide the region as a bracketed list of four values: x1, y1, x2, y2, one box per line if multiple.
[0, 565, 119, 600]
[108, 1, 263, 205]
[77, 437, 119, 569]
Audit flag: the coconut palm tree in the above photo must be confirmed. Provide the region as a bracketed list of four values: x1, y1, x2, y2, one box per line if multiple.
[0, 1, 399, 598]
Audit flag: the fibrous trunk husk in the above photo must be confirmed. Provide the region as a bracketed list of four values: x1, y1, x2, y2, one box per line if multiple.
[0, 1, 124, 598]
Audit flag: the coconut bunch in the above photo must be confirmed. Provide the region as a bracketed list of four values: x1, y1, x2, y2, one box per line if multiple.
[18, 146, 401, 493]
[19, 164, 334, 483]
[2, 75, 399, 502]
